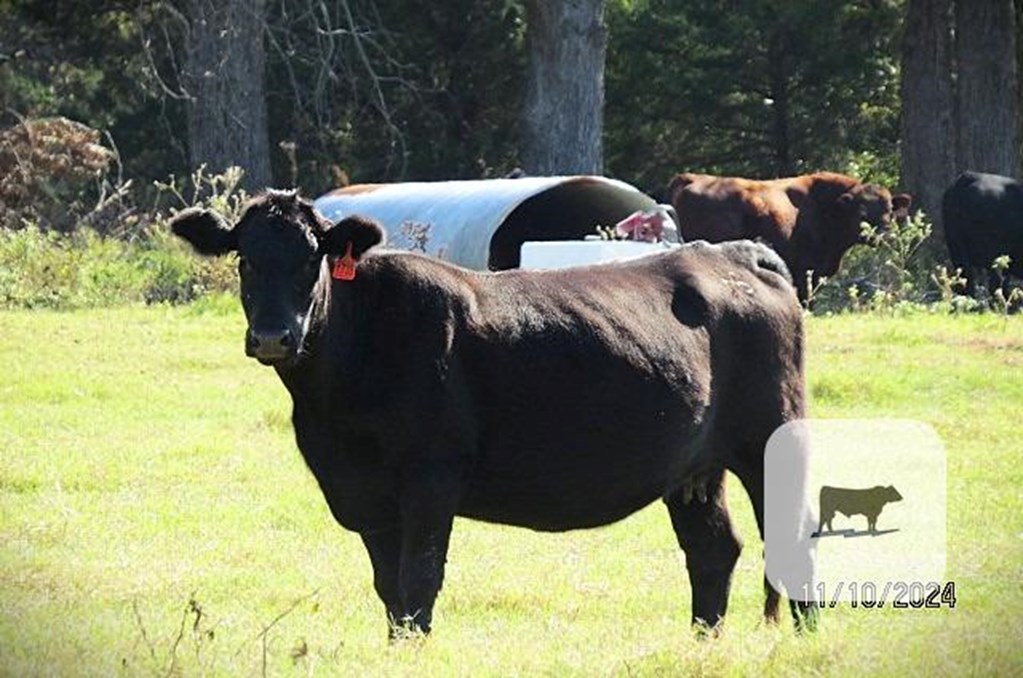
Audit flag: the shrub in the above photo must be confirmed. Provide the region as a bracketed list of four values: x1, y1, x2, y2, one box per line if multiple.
[0, 117, 115, 232]
[810, 209, 946, 314]
[151, 164, 250, 225]
[0, 155, 244, 309]
[0, 224, 236, 310]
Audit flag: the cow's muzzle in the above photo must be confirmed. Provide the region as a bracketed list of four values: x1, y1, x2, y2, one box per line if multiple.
[245, 328, 296, 364]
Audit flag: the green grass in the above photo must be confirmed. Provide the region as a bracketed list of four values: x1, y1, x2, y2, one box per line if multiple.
[0, 305, 1020, 676]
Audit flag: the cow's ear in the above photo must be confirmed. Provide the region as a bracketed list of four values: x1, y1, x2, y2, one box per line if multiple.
[170, 207, 236, 256]
[319, 215, 385, 259]
[297, 197, 336, 236]
[892, 193, 912, 213]
[836, 191, 856, 211]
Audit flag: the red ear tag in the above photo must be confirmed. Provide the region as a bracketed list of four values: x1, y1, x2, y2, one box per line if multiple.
[332, 242, 357, 281]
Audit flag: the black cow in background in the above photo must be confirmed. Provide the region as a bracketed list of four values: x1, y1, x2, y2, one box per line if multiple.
[942, 171, 1023, 300]
[171, 190, 817, 637]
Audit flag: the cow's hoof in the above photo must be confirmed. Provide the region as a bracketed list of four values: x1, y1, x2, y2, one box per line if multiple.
[791, 601, 820, 634]
[692, 617, 724, 639]
[387, 616, 430, 643]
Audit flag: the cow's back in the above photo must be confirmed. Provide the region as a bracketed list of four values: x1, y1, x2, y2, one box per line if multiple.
[668, 173, 854, 249]
[669, 173, 801, 244]
[942, 172, 1023, 275]
[450, 241, 801, 530]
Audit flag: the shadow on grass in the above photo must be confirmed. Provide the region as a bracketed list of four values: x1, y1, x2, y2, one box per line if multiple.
[812, 528, 900, 539]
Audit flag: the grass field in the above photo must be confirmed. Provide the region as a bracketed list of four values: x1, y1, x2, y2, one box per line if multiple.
[1, 303, 1020, 676]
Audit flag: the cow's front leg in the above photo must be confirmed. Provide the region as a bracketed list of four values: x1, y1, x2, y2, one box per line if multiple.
[665, 468, 742, 632]
[360, 527, 404, 638]
[395, 463, 460, 635]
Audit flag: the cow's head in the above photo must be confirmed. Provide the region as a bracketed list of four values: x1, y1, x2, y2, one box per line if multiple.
[171, 190, 384, 366]
[885, 485, 903, 502]
[836, 184, 911, 243]
[892, 193, 912, 224]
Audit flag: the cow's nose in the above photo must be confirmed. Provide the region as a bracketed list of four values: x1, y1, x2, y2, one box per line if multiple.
[245, 329, 295, 362]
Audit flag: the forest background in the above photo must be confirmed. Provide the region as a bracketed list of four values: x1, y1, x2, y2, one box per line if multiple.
[0, 0, 1020, 309]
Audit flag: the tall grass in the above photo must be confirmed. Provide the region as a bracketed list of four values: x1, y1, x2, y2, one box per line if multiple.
[0, 226, 237, 308]
[0, 164, 247, 310]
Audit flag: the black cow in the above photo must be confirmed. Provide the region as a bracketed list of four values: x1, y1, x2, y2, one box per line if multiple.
[171, 189, 816, 637]
[942, 171, 1023, 299]
[817, 485, 903, 533]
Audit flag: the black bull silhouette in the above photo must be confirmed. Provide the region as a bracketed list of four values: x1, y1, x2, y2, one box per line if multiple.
[817, 485, 903, 534]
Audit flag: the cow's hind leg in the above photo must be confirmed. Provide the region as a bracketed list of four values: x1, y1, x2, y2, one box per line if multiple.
[665, 468, 742, 632]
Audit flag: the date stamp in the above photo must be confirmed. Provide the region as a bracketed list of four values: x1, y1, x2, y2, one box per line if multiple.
[804, 581, 957, 609]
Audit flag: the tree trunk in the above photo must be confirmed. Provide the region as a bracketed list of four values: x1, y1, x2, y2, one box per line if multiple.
[521, 0, 607, 175]
[954, 0, 1020, 178]
[899, 0, 956, 234]
[180, 0, 273, 191]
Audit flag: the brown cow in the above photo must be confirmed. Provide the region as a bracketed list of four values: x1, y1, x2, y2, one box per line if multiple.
[668, 172, 911, 300]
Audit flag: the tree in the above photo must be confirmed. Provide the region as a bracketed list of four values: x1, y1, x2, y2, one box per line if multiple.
[341, 0, 525, 182]
[954, 0, 1019, 177]
[900, 0, 1020, 237]
[899, 0, 956, 229]
[604, 1, 903, 192]
[262, 0, 525, 188]
[178, 0, 273, 190]
[0, 1, 191, 185]
[521, 0, 607, 175]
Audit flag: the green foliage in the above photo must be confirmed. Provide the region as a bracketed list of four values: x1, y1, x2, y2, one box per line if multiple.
[0, 160, 247, 310]
[1, 0, 981, 311]
[0, 225, 236, 310]
[0, 1, 188, 189]
[843, 150, 902, 195]
[989, 255, 1023, 314]
[807, 209, 990, 315]
[605, 0, 903, 191]
[2, 0, 909, 199]
[151, 164, 251, 224]
[858, 210, 934, 304]
[366, 0, 526, 180]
